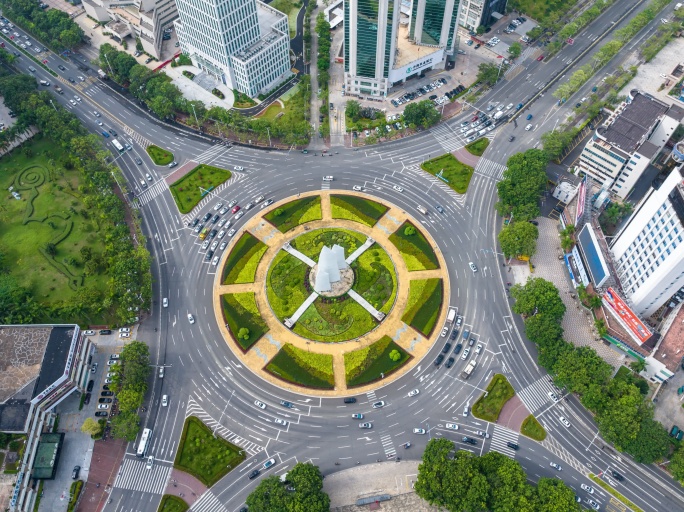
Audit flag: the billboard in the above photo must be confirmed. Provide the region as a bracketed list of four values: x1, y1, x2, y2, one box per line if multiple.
[575, 175, 587, 226]
[603, 287, 652, 345]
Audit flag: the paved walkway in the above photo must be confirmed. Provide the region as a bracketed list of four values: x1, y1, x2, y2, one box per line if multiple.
[166, 469, 207, 508]
[282, 242, 316, 266]
[78, 438, 128, 512]
[522, 218, 625, 368]
[348, 289, 385, 321]
[286, 291, 318, 326]
[496, 395, 529, 432]
[346, 236, 375, 264]
[213, 191, 450, 395]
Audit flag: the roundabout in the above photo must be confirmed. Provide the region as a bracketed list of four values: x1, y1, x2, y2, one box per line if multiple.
[213, 191, 450, 393]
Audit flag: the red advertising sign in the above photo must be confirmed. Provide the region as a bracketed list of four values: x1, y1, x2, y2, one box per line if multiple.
[603, 287, 652, 344]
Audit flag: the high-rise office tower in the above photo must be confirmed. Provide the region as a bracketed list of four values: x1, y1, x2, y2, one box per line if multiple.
[611, 166, 684, 317]
[458, 0, 507, 31]
[174, 0, 291, 97]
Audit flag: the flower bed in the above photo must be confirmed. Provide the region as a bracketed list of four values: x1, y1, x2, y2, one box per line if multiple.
[420, 154, 474, 194]
[351, 245, 397, 314]
[290, 228, 365, 260]
[292, 296, 378, 342]
[266, 251, 311, 320]
[471, 374, 515, 422]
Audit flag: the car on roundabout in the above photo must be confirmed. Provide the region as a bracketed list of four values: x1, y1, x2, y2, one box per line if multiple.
[550, 462, 562, 471]
[359, 422, 372, 429]
[274, 418, 288, 426]
[353, 185, 363, 191]
[352, 413, 364, 419]
[187, 313, 195, 324]
[254, 400, 266, 409]
[372, 401, 385, 409]
[408, 389, 419, 397]
[445, 423, 459, 430]
[393, 185, 404, 193]
[413, 428, 426, 435]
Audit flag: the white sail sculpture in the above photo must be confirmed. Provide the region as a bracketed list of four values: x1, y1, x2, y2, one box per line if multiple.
[313, 244, 349, 293]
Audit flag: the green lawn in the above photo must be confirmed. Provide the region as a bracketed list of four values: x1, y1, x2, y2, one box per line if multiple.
[259, 102, 285, 121]
[290, 228, 365, 261]
[520, 414, 547, 441]
[264, 196, 322, 233]
[220, 293, 269, 351]
[420, 154, 474, 194]
[464, 138, 490, 157]
[330, 195, 389, 227]
[266, 343, 334, 389]
[0, 137, 114, 322]
[174, 416, 246, 486]
[266, 250, 311, 320]
[389, 221, 440, 271]
[292, 296, 378, 342]
[145, 145, 174, 165]
[234, 90, 257, 108]
[345, 336, 411, 387]
[158, 495, 189, 512]
[509, 0, 578, 24]
[169, 164, 232, 214]
[472, 374, 515, 422]
[221, 232, 268, 284]
[351, 245, 397, 314]
[402, 279, 443, 337]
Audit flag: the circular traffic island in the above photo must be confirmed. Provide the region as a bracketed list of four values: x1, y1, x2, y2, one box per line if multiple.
[214, 192, 449, 394]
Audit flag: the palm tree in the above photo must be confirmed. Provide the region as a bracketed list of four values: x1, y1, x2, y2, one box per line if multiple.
[630, 359, 647, 374]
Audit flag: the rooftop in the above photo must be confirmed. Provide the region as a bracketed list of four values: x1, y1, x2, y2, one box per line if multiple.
[599, 91, 669, 153]
[652, 304, 684, 373]
[394, 24, 442, 68]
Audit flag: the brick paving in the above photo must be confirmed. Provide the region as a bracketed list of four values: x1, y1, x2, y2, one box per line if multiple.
[496, 395, 529, 432]
[166, 469, 207, 507]
[452, 147, 480, 168]
[78, 438, 127, 512]
[518, 218, 625, 368]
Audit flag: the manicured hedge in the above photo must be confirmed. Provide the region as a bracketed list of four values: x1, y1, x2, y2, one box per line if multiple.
[222, 232, 268, 284]
[174, 416, 245, 486]
[264, 196, 322, 233]
[221, 293, 268, 351]
[389, 221, 439, 271]
[158, 495, 189, 512]
[170, 164, 232, 214]
[266, 344, 334, 389]
[345, 336, 410, 387]
[266, 251, 311, 320]
[146, 145, 174, 165]
[292, 296, 378, 342]
[351, 245, 397, 314]
[472, 374, 515, 422]
[402, 279, 443, 337]
[330, 195, 388, 227]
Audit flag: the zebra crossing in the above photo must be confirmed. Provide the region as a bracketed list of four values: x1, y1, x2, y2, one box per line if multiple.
[194, 143, 230, 165]
[517, 376, 560, 413]
[365, 390, 377, 402]
[505, 47, 542, 79]
[404, 163, 466, 205]
[321, 180, 331, 190]
[489, 425, 519, 458]
[187, 397, 263, 456]
[113, 456, 172, 495]
[124, 125, 152, 149]
[134, 179, 170, 207]
[474, 157, 507, 181]
[190, 490, 228, 512]
[430, 122, 465, 153]
[380, 433, 396, 458]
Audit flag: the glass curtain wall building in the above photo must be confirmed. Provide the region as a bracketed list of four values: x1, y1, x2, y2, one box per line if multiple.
[409, 0, 459, 51]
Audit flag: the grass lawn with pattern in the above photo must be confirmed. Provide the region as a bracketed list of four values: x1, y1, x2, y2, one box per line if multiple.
[389, 221, 439, 271]
[402, 278, 443, 337]
[266, 343, 334, 389]
[221, 293, 269, 350]
[344, 336, 410, 387]
[330, 195, 388, 227]
[420, 154, 474, 194]
[264, 196, 322, 233]
[170, 164, 232, 214]
[221, 232, 268, 284]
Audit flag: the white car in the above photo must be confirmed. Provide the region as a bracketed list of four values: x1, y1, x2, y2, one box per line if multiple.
[274, 418, 288, 426]
[548, 391, 559, 403]
[587, 499, 600, 510]
[104, 378, 112, 384]
[210, 240, 219, 251]
[146, 173, 152, 181]
[476, 430, 490, 438]
[413, 428, 426, 435]
[581, 484, 594, 494]
[525, 123, 533, 131]
[97, 121, 103, 126]
[441, 327, 449, 337]
[352, 185, 363, 191]
[227, 228, 236, 237]
[146, 456, 154, 469]
[187, 313, 195, 324]
[219, 241, 228, 250]
[475, 343, 482, 354]
[219, 207, 229, 215]
[163, 298, 168, 307]
[558, 416, 571, 428]
[234, 166, 244, 171]
[214, 202, 224, 211]
[463, 405, 469, 417]
[469, 262, 478, 272]
[550, 462, 562, 471]
[212, 256, 219, 266]
[372, 401, 386, 409]
[323, 175, 334, 181]
[408, 389, 420, 397]
[461, 348, 470, 360]
[83, 330, 96, 335]
[97, 404, 109, 410]
[254, 400, 266, 409]
[201, 240, 210, 250]
[234, 211, 244, 220]
[118, 328, 131, 334]
[162, 395, 168, 406]
[262, 458, 276, 470]
[69, 99, 76, 106]
[120, 333, 130, 338]
[74, 95, 81, 102]
[107, 359, 116, 366]
[393, 185, 404, 192]
[255, 195, 264, 203]
[445, 423, 459, 430]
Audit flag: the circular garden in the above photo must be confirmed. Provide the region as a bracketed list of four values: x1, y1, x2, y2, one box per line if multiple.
[214, 192, 449, 393]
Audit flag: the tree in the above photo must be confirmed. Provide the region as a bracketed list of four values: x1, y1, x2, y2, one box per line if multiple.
[117, 388, 144, 413]
[404, 225, 416, 236]
[81, 417, 103, 437]
[44, 242, 56, 256]
[670, 446, 684, 482]
[498, 221, 538, 258]
[415, 438, 454, 505]
[287, 463, 329, 512]
[596, 379, 644, 449]
[402, 100, 440, 129]
[497, 149, 548, 218]
[238, 327, 250, 340]
[553, 346, 612, 396]
[245, 476, 290, 512]
[508, 41, 522, 59]
[476, 25, 486, 35]
[535, 478, 581, 511]
[511, 278, 566, 321]
[630, 359, 647, 374]
[389, 349, 401, 361]
[119, 340, 151, 392]
[110, 411, 140, 441]
[346, 100, 361, 122]
[541, 129, 576, 160]
[621, 416, 672, 464]
[476, 62, 503, 87]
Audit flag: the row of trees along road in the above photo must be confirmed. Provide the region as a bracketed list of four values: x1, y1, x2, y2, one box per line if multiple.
[0, 49, 152, 326]
[416, 438, 582, 511]
[245, 462, 329, 511]
[511, 277, 674, 465]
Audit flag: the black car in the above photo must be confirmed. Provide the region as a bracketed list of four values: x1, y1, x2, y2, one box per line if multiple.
[72, 465, 80, 479]
[453, 343, 463, 355]
[58, 64, 67, 71]
[450, 330, 459, 341]
[434, 354, 445, 366]
[248, 469, 260, 479]
[205, 250, 214, 261]
[445, 357, 455, 368]
[98, 397, 112, 403]
[101, 391, 114, 396]
[280, 400, 294, 408]
[202, 212, 212, 222]
[99, 329, 111, 335]
[462, 437, 477, 445]
[191, 218, 200, 227]
[209, 229, 218, 239]
[211, 214, 220, 224]
[87, 380, 94, 392]
[344, 397, 356, 403]
[95, 411, 108, 417]
[611, 470, 624, 481]
[103, 384, 110, 391]
[68, 77, 75, 83]
[84, 393, 91, 405]
[109, 129, 117, 136]
[508, 136, 515, 142]
[441, 343, 451, 354]
[507, 442, 519, 450]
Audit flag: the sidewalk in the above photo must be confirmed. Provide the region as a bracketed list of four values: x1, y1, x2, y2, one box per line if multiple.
[164, 65, 235, 110]
[166, 469, 207, 507]
[307, 5, 326, 151]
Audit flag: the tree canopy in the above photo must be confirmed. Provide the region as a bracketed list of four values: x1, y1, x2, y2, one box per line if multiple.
[498, 221, 539, 258]
[496, 149, 549, 220]
[511, 277, 566, 321]
[245, 462, 329, 512]
[403, 100, 441, 129]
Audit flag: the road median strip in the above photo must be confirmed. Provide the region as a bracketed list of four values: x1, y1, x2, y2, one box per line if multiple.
[589, 473, 644, 512]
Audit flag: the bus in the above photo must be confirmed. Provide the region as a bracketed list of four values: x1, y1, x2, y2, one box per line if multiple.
[136, 428, 152, 457]
[112, 139, 124, 153]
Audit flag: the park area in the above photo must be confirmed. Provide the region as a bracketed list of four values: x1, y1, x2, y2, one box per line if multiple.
[221, 293, 269, 350]
[402, 279, 443, 337]
[174, 416, 245, 486]
[169, 164, 232, 214]
[330, 195, 388, 227]
[221, 232, 268, 284]
[420, 154, 474, 194]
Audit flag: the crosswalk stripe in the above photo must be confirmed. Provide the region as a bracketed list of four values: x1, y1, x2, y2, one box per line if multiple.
[191, 490, 227, 512]
[380, 434, 396, 458]
[178, 173, 243, 223]
[474, 157, 507, 181]
[113, 457, 171, 495]
[123, 125, 152, 149]
[489, 425, 519, 458]
[517, 376, 559, 413]
[134, 179, 169, 207]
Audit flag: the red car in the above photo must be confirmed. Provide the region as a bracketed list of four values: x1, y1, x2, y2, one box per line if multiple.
[231, 205, 241, 214]
[537, 55, 544, 61]
[471, 115, 479, 122]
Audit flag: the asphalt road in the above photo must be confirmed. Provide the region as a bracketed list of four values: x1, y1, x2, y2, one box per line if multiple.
[2, 3, 684, 511]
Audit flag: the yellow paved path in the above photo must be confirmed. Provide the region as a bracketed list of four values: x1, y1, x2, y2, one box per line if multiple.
[212, 190, 450, 396]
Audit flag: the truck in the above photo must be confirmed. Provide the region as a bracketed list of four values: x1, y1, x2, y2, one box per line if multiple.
[461, 360, 477, 379]
[53, 84, 63, 94]
[97, 69, 107, 79]
[446, 307, 457, 323]
[493, 110, 504, 120]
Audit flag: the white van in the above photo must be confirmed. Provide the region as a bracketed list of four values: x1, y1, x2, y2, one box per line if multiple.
[477, 129, 487, 136]
[417, 205, 428, 215]
[465, 128, 476, 136]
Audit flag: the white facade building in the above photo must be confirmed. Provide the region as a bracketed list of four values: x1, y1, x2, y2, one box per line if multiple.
[611, 166, 684, 317]
[174, 0, 291, 97]
[457, 0, 507, 30]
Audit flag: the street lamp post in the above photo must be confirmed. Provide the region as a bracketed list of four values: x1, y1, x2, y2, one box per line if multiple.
[104, 52, 114, 76]
[49, 99, 57, 112]
[191, 103, 200, 131]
